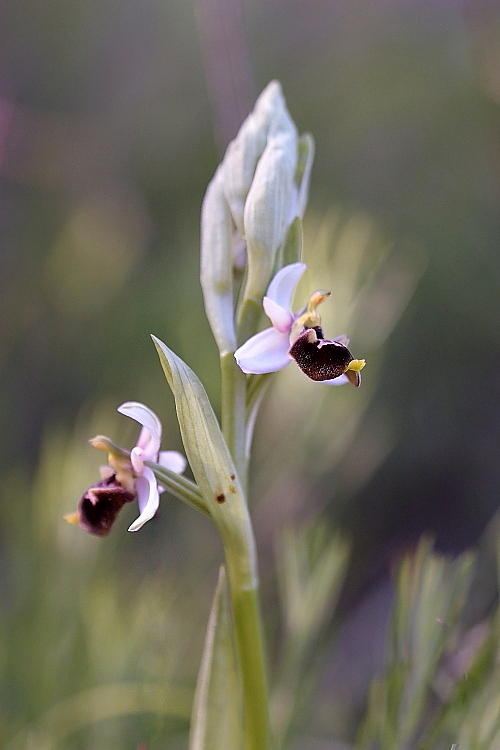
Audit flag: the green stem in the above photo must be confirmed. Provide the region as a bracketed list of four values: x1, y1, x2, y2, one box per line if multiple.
[237, 297, 262, 346]
[220, 351, 247, 484]
[220, 350, 273, 749]
[222, 524, 272, 750]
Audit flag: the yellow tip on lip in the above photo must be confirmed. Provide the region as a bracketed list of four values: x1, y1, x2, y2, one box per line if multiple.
[64, 512, 80, 526]
[347, 359, 366, 372]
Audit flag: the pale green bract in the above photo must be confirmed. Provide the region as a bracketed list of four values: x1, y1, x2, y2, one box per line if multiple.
[188, 566, 244, 750]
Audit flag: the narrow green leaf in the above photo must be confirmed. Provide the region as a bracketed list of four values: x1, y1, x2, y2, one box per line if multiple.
[152, 336, 256, 562]
[272, 524, 350, 748]
[355, 538, 476, 750]
[152, 335, 240, 505]
[189, 566, 244, 750]
[6, 683, 193, 750]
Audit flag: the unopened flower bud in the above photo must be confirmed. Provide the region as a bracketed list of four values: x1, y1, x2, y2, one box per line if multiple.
[221, 81, 295, 235]
[205, 81, 315, 342]
[200, 166, 237, 354]
[242, 129, 297, 304]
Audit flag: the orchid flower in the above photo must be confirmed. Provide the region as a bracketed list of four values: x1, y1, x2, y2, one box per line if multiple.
[234, 262, 365, 385]
[67, 402, 186, 536]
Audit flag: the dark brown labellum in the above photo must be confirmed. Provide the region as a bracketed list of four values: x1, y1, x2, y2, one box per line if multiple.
[289, 329, 353, 381]
[78, 473, 136, 537]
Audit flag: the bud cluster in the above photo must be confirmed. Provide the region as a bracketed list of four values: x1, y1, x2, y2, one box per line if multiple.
[200, 81, 315, 354]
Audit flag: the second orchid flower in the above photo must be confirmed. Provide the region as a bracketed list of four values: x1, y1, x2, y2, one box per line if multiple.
[67, 402, 186, 536]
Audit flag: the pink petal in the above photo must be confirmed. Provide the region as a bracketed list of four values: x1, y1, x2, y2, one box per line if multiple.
[135, 425, 151, 452]
[235, 327, 293, 374]
[158, 450, 187, 475]
[263, 296, 294, 333]
[266, 262, 307, 311]
[333, 334, 350, 346]
[130, 446, 145, 475]
[117, 402, 162, 459]
[128, 467, 159, 531]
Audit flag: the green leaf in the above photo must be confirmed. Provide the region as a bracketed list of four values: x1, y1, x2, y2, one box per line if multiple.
[189, 566, 244, 750]
[272, 524, 350, 748]
[7, 682, 193, 750]
[355, 538, 476, 750]
[152, 336, 255, 557]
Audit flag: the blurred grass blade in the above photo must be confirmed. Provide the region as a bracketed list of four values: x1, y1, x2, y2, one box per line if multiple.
[428, 616, 500, 750]
[189, 566, 244, 750]
[422, 528, 500, 750]
[272, 524, 350, 748]
[355, 538, 476, 750]
[388, 538, 474, 742]
[6, 682, 193, 750]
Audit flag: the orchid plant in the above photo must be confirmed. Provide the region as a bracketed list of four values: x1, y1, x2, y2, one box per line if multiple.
[67, 81, 366, 750]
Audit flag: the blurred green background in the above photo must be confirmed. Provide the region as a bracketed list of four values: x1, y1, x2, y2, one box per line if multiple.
[0, 1, 498, 747]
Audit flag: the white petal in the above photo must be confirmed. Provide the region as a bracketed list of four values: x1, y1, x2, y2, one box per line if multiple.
[128, 468, 159, 532]
[266, 262, 307, 311]
[263, 296, 294, 333]
[321, 374, 350, 386]
[333, 334, 350, 346]
[130, 446, 145, 475]
[235, 327, 292, 374]
[117, 402, 162, 459]
[158, 450, 187, 475]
